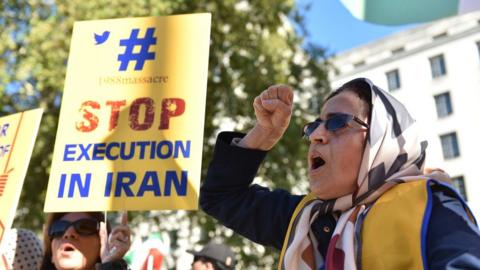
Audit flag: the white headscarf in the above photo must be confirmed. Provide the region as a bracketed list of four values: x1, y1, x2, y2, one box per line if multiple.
[280, 78, 434, 270]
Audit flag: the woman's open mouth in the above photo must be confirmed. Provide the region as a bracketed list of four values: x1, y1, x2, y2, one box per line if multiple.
[59, 242, 77, 254]
[310, 155, 325, 171]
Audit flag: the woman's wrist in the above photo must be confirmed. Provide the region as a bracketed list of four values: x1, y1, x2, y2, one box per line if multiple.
[238, 124, 284, 150]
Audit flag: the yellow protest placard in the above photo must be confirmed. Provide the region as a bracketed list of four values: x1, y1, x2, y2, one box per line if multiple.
[44, 13, 211, 212]
[0, 109, 43, 250]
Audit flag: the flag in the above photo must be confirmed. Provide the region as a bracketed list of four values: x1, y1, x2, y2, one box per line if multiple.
[340, 0, 480, 25]
[124, 232, 170, 270]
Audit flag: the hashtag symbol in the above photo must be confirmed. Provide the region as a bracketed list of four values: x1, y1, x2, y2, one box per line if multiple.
[118, 28, 156, 71]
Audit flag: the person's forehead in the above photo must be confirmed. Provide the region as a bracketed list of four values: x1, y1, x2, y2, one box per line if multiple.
[60, 212, 91, 221]
[320, 91, 365, 118]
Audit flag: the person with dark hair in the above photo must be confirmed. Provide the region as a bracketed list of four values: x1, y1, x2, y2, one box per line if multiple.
[200, 78, 480, 269]
[39, 211, 131, 270]
[188, 242, 236, 270]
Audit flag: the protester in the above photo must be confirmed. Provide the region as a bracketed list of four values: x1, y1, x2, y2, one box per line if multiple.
[0, 228, 43, 269]
[188, 242, 236, 270]
[39, 211, 131, 270]
[200, 78, 480, 269]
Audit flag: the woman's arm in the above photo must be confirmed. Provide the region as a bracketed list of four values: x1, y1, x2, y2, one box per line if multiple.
[201, 85, 308, 249]
[200, 132, 304, 249]
[427, 186, 480, 269]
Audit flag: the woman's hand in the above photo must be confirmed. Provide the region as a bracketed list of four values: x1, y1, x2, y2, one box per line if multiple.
[238, 85, 294, 150]
[99, 211, 131, 263]
[424, 167, 451, 183]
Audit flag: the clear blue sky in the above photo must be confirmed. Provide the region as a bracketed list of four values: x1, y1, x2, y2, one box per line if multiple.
[297, 0, 417, 54]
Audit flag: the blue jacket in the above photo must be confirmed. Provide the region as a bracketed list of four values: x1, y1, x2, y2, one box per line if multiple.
[200, 132, 480, 269]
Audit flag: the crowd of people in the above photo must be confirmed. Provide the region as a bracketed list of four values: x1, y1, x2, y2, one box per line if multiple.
[2, 78, 480, 269]
[1, 212, 236, 270]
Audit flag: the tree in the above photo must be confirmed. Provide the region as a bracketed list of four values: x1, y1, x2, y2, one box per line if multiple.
[1, 0, 330, 268]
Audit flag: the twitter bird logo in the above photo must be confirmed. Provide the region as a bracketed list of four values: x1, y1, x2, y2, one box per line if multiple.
[94, 31, 110, 45]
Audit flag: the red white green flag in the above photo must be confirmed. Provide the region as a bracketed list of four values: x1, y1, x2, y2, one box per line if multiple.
[340, 0, 480, 25]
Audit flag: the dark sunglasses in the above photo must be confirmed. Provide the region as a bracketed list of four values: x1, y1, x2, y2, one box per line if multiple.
[48, 218, 100, 239]
[302, 113, 369, 139]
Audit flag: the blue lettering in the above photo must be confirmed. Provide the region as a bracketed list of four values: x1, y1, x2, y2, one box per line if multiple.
[149, 141, 156, 159]
[119, 142, 134, 160]
[63, 144, 76, 161]
[156, 141, 172, 159]
[105, 172, 113, 196]
[104, 170, 190, 197]
[77, 144, 92, 161]
[164, 170, 187, 196]
[58, 174, 67, 198]
[174, 140, 190, 158]
[0, 144, 10, 157]
[136, 141, 149, 160]
[114, 171, 135, 197]
[105, 142, 119, 160]
[92, 143, 106, 160]
[61, 140, 191, 161]
[137, 171, 161, 196]
[0, 123, 9, 137]
[68, 173, 91, 198]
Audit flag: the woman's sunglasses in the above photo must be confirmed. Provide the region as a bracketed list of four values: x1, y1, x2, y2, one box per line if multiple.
[48, 218, 100, 239]
[302, 113, 369, 139]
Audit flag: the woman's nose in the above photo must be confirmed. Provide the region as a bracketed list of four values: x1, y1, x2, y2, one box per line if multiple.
[62, 226, 78, 239]
[309, 122, 328, 144]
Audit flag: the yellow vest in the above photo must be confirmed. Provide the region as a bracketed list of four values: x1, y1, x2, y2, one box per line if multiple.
[279, 180, 475, 270]
[362, 180, 428, 269]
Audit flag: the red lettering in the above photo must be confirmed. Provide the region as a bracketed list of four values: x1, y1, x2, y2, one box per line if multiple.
[75, 97, 186, 132]
[159, 98, 185, 130]
[76, 101, 100, 132]
[106, 100, 126, 131]
[129, 97, 155, 130]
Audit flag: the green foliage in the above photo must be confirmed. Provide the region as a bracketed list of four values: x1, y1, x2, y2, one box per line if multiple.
[1, 0, 330, 268]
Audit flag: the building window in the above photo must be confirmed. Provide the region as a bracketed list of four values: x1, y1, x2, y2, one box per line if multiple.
[433, 32, 447, 40]
[434, 92, 453, 118]
[429, 54, 447, 78]
[386, 69, 401, 91]
[451, 175, 467, 201]
[354, 60, 365, 68]
[440, 132, 460, 159]
[391, 47, 405, 55]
